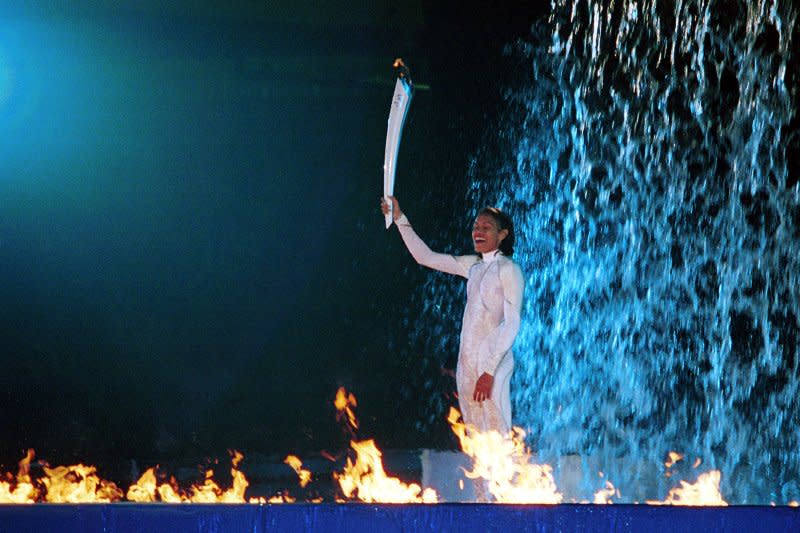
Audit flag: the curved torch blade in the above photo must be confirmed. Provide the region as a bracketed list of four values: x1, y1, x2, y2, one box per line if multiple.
[383, 58, 414, 228]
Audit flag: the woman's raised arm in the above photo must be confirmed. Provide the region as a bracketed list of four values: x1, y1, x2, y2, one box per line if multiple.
[381, 196, 475, 278]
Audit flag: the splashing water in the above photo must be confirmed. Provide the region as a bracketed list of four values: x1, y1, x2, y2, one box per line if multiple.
[416, 0, 798, 503]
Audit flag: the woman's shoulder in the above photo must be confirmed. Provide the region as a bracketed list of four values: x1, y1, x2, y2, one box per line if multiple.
[498, 255, 524, 276]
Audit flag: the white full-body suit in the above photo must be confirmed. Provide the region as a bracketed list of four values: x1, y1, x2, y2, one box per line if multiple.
[395, 214, 524, 436]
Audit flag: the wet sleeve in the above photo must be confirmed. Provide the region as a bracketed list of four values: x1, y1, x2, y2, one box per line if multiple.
[479, 260, 525, 376]
[395, 214, 475, 278]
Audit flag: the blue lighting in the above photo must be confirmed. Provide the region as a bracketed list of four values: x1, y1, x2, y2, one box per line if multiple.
[0, 47, 13, 110]
[417, 0, 799, 503]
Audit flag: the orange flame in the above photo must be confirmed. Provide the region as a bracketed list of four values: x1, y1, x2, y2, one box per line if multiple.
[188, 468, 239, 503]
[0, 449, 38, 503]
[335, 439, 437, 503]
[285, 455, 312, 488]
[41, 464, 123, 503]
[0, 449, 266, 504]
[331, 388, 437, 503]
[334, 387, 359, 432]
[447, 408, 563, 504]
[593, 481, 619, 504]
[268, 492, 296, 503]
[126, 450, 265, 503]
[266, 455, 313, 503]
[647, 470, 727, 506]
[0, 394, 752, 505]
[664, 451, 684, 470]
[125, 467, 160, 502]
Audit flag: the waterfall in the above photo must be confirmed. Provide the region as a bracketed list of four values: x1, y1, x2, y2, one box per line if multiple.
[417, 0, 798, 503]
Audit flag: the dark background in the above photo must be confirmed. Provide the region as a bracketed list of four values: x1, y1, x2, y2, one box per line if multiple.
[0, 1, 547, 468]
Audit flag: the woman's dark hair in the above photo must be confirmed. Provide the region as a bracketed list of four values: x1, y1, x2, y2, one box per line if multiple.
[479, 207, 515, 257]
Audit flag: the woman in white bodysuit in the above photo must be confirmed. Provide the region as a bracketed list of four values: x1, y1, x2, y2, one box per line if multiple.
[381, 196, 524, 437]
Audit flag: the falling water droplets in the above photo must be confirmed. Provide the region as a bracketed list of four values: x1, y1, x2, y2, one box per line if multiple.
[414, 0, 798, 503]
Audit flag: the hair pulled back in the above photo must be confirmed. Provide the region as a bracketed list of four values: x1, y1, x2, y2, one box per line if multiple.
[478, 207, 515, 257]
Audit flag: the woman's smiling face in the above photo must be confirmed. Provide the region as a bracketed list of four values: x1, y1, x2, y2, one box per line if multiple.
[472, 214, 508, 255]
